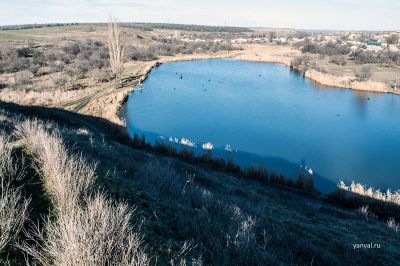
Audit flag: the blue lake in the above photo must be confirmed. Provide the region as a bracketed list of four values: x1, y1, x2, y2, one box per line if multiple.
[124, 59, 400, 192]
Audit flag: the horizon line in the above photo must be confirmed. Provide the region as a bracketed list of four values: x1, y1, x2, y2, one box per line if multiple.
[0, 21, 399, 33]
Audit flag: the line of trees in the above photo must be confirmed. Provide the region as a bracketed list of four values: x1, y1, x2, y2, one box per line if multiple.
[0, 23, 79, 31]
[121, 22, 253, 33]
[350, 49, 400, 65]
[125, 41, 238, 61]
[301, 41, 351, 56]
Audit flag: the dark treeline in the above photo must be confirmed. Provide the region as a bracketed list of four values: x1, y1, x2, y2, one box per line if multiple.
[327, 188, 400, 221]
[129, 133, 400, 222]
[300, 41, 351, 56]
[0, 22, 252, 33]
[0, 23, 79, 31]
[350, 49, 400, 65]
[131, 133, 318, 195]
[121, 22, 253, 33]
[299, 40, 400, 66]
[125, 41, 238, 61]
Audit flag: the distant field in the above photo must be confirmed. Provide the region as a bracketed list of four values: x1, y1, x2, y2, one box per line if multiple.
[0, 22, 253, 33]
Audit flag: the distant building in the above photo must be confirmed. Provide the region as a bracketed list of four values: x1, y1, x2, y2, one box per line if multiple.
[367, 41, 382, 46]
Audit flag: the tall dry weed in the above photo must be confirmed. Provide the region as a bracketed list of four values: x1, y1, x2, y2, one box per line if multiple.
[0, 134, 30, 252]
[15, 120, 149, 265]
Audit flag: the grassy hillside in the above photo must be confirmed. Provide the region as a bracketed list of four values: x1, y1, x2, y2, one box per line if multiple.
[1, 101, 399, 265]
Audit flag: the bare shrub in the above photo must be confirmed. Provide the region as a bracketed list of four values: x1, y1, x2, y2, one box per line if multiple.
[15, 120, 149, 265]
[94, 40, 105, 47]
[17, 47, 34, 58]
[89, 68, 111, 83]
[357, 205, 371, 219]
[32, 50, 46, 66]
[77, 60, 90, 74]
[291, 56, 311, 72]
[0, 135, 30, 252]
[355, 66, 372, 81]
[36, 66, 56, 76]
[76, 49, 92, 61]
[64, 61, 89, 82]
[224, 205, 260, 265]
[63, 44, 81, 56]
[14, 70, 33, 86]
[7, 57, 31, 73]
[52, 61, 65, 72]
[89, 52, 109, 69]
[125, 46, 156, 61]
[46, 53, 57, 63]
[389, 79, 400, 90]
[387, 218, 399, 233]
[330, 55, 347, 66]
[53, 76, 68, 89]
[386, 34, 399, 45]
[23, 193, 148, 266]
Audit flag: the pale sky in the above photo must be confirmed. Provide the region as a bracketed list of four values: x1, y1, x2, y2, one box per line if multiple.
[1, 0, 399, 31]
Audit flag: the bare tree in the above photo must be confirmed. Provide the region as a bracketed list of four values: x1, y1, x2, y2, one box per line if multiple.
[108, 17, 124, 84]
[330, 55, 347, 66]
[386, 34, 399, 45]
[355, 66, 372, 81]
[390, 79, 400, 90]
[268, 31, 277, 43]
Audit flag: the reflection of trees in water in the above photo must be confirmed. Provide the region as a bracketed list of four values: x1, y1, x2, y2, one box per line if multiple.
[352, 91, 400, 118]
[387, 94, 400, 116]
[289, 68, 304, 79]
[353, 92, 369, 118]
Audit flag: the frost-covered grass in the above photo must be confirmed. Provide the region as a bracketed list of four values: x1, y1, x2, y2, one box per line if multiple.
[338, 181, 400, 206]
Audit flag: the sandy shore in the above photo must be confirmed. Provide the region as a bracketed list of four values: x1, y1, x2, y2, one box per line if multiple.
[234, 44, 399, 95]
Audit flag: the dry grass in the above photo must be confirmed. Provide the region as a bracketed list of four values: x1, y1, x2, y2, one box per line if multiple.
[0, 134, 30, 252]
[15, 120, 149, 265]
[23, 193, 148, 266]
[15, 120, 96, 214]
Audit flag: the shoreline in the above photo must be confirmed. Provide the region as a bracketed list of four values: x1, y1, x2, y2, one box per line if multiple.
[232, 46, 399, 95]
[2, 45, 397, 129]
[115, 49, 398, 125]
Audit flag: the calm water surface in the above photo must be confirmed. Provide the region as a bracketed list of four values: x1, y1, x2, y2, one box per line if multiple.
[124, 59, 400, 192]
